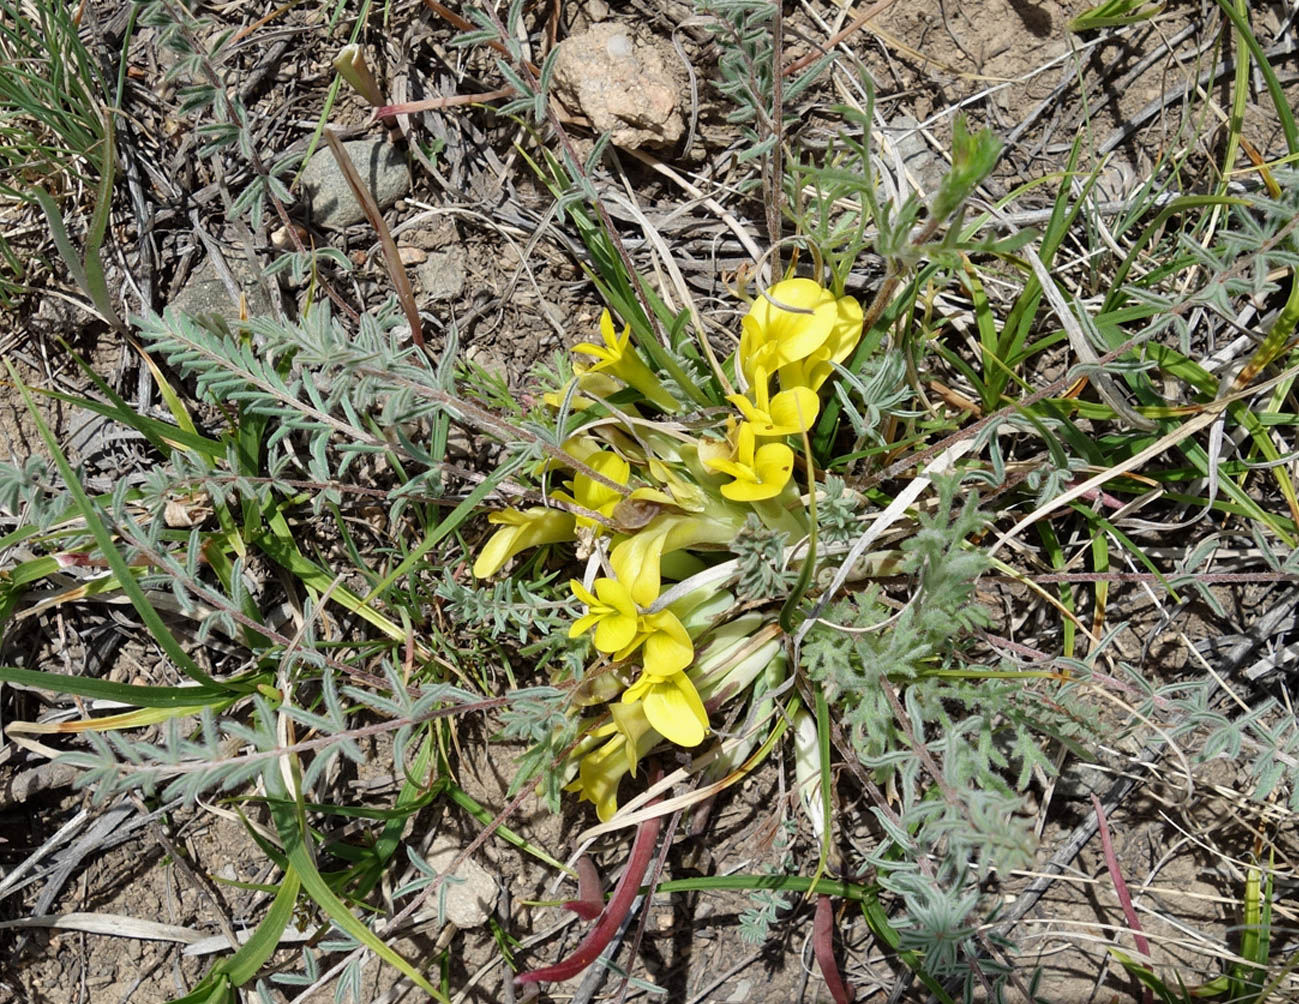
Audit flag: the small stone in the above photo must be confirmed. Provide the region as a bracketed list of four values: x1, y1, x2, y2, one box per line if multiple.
[551, 23, 684, 149]
[424, 836, 498, 928]
[398, 246, 427, 265]
[445, 424, 474, 458]
[1053, 754, 1117, 801]
[406, 217, 459, 250]
[880, 115, 946, 198]
[416, 250, 466, 302]
[299, 138, 410, 230]
[270, 222, 309, 249]
[172, 256, 273, 322]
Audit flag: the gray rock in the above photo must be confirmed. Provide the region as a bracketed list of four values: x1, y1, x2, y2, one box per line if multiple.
[299, 138, 410, 230]
[416, 250, 466, 302]
[465, 343, 509, 386]
[172, 256, 274, 323]
[880, 115, 946, 198]
[422, 835, 498, 928]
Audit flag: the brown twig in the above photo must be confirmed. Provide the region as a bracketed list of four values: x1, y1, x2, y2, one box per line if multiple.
[323, 129, 424, 350]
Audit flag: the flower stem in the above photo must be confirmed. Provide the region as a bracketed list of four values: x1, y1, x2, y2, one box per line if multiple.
[514, 799, 663, 986]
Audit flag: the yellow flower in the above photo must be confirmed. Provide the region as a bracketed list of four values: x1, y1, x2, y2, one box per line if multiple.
[542, 371, 624, 412]
[550, 450, 629, 531]
[569, 577, 639, 653]
[623, 669, 708, 747]
[472, 508, 576, 578]
[738, 278, 839, 384]
[573, 310, 678, 412]
[610, 512, 750, 608]
[624, 609, 693, 676]
[573, 308, 631, 371]
[726, 365, 820, 435]
[610, 520, 671, 607]
[778, 293, 864, 392]
[645, 457, 707, 512]
[566, 703, 658, 822]
[703, 422, 795, 502]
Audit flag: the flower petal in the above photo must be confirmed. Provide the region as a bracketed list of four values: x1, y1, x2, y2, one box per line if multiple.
[609, 702, 653, 776]
[720, 478, 783, 502]
[594, 576, 637, 618]
[473, 508, 575, 577]
[779, 293, 864, 391]
[753, 442, 796, 488]
[569, 578, 598, 607]
[572, 340, 614, 366]
[718, 442, 794, 502]
[573, 451, 630, 517]
[735, 422, 757, 466]
[611, 525, 668, 607]
[726, 392, 764, 426]
[567, 737, 626, 823]
[768, 386, 820, 432]
[640, 674, 708, 747]
[569, 611, 602, 639]
[593, 611, 638, 653]
[641, 611, 693, 677]
[600, 309, 629, 352]
[742, 278, 837, 376]
[472, 524, 521, 579]
[704, 457, 755, 483]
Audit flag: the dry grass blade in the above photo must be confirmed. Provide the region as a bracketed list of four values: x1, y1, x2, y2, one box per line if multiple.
[323, 128, 424, 348]
[0, 912, 205, 944]
[4, 0, 1299, 1000]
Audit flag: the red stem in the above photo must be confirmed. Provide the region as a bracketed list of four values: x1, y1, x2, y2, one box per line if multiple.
[1091, 793, 1154, 1004]
[563, 856, 604, 922]
[515, 809, 663, 985]
[813, 895, 854, 1004]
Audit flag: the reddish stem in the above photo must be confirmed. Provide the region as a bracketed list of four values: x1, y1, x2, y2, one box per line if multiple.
[562, 856, 604, 922]
[515, 809, 663, 986]
[374, 89, 515, 118]
[1091, 793, 1154, 1004]
[813, 894, 854, 1004]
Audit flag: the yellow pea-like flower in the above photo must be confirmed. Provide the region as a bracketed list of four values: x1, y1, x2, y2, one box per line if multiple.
[703, 422, 795, 502]
[472, 508, 576, 579]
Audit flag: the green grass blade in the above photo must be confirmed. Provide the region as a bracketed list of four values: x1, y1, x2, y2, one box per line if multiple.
[255, 506, 413, 647]
[23, 382, 223, 459]
[1212, 0, 1297, 155]
[216, 866, 302, 985]
[268, 772, 445, 1000]
[79, 114, 124, 331]
[444, 781, 575, 876]
[7, 360, 219, 687]
[0, 665, 233, 707]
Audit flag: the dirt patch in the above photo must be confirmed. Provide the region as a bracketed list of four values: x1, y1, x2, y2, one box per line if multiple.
[2, 0, 1297, 1000]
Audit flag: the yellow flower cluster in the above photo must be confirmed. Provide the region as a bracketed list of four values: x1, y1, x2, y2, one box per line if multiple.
[705, 278, 863, 502]
[472, 280, 862, 820]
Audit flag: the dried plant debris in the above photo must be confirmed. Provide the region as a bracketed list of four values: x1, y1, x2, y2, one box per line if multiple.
[1, 0, 1298, 1002]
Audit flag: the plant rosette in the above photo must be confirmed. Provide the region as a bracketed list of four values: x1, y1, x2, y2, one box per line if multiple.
[474, 279, 863, 820]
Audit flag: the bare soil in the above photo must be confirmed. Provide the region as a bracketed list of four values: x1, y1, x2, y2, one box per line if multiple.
[2, 0, 1296, 1001]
